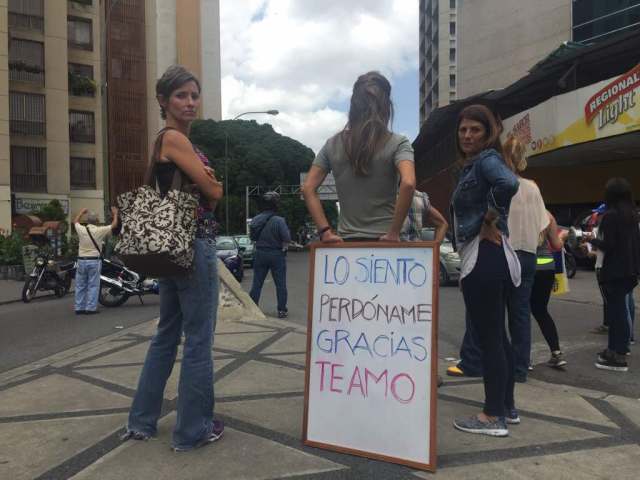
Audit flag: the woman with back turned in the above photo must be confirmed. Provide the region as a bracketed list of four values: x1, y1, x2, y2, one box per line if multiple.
[302, 71, 415, 242]
[588, 178, 640, 372]
[123, 65, 225, 451]
[450, 105, 520, 437]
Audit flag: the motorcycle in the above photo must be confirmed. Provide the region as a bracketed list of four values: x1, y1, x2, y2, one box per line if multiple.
[22, 253, 76, 303]
[98, 257, 159, 307]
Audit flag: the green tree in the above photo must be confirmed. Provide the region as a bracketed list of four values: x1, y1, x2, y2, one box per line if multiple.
[32, 199, 66, 221]
[190, 119, 338, 235]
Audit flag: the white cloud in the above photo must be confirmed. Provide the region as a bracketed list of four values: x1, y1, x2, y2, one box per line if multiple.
[220, 0, 418, 153]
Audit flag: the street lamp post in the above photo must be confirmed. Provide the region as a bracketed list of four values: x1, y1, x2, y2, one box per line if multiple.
[223, 109, 279, 234]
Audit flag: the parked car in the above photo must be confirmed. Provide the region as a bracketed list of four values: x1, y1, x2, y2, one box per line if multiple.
[216, 236, 244, 282]
[234, 235, 255, 267]
[288, 241, 305, 252]
[439, 240, 461, 285]
[418, 228, 460, 285]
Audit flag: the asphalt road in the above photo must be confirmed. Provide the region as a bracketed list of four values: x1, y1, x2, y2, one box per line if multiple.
[2, 250, 638, 400]
[0, 293, 160, 373]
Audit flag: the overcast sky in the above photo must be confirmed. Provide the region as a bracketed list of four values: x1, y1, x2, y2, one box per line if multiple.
[220, 0, 419, 154]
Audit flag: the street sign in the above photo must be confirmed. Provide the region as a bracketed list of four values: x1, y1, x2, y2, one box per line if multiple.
[300, 172, 338, 201]
[303, 242, 439, 472]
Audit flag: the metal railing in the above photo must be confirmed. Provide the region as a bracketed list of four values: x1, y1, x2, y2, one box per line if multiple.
[10, 119, 45, 136]
[8, 12, 44, 32]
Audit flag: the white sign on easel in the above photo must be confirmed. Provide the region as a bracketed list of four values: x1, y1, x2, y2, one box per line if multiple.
[303, 242, 439, 472]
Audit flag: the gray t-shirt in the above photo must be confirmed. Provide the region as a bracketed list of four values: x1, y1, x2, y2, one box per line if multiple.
[313, 132, 414, 239]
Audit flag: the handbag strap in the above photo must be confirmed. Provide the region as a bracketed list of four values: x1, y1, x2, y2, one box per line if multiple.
[85, 225, 103, 259]
[143, 127, 182, 189]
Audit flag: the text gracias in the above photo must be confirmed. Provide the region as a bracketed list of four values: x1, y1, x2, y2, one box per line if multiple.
[313, 253, 433, 405]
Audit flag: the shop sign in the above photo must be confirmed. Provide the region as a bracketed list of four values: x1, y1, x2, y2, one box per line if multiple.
[585, 64, 640, 128]
[14, 198, 69, 215]
[503, 64, 640, 157]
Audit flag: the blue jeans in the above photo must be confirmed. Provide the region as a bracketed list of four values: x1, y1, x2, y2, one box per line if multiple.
[127, 238, 219, 450]
[458, 309, 483, 376]
[75, 258, 101, 312]
[602, 279, 635, 355]
[250, 249, 287, 312]
[461, 240, 515, 417]
[626, 291, 635, 342]
[507, 251, 536, 378]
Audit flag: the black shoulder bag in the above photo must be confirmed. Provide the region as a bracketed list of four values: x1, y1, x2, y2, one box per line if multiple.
[85, 226, 103, 260]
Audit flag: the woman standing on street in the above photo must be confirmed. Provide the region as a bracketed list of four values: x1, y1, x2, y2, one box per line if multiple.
[588, 178, 640, 372]
[451, 105, 520, 437]
[503, 136, 550, 382]
[532, 211, 569, 368]
[123, 65, 225, 451]
[302, 71, 415, 242]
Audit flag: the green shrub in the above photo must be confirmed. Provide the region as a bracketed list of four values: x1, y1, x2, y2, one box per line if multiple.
[0, 232, 26, 266]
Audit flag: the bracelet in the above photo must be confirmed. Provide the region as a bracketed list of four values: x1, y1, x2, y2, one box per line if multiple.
[318, 226, 331, 239]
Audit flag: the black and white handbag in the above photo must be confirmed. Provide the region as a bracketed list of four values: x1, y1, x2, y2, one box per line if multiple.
[114, 129, 199, 277]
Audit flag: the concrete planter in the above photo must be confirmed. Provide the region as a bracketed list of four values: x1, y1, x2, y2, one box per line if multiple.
[7, 265, 25, 281]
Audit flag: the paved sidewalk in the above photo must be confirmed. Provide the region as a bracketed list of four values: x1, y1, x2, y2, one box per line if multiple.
[1, 314, 639, 480]
[0, 279, 28, 304]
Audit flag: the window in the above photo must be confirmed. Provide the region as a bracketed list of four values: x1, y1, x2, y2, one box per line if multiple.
[449, 48, 456, 62]
[67, 16, 93, 50]
[450, 0, 456, 9]
[9, 92, 45, 136]
[572, 0, 640, 43]
[450, 74, 456, 88]
[9, 38, 44, 84]
[8, 0, 44, 32]
[70, 157, 96, 189]
[110, 57, 142, 81]
[68, 63, 96, 97]
[450, 22, 456, 35]
[11, 146, 46, 192]
[69, 110, 95, 143]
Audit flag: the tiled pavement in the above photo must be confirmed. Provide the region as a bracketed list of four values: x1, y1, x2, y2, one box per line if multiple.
[1, 315, 639, 480]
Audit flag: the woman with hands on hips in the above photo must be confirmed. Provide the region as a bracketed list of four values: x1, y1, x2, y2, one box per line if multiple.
[302, 71, 415, 243]
[450, 104, 521, 438]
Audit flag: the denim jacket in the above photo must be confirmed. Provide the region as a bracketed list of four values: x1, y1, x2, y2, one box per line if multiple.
[451, 148, 519, 246]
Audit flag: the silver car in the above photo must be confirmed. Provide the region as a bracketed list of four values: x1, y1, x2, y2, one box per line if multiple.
[439, 240, 461, 285]
[420, 228, 460, 285]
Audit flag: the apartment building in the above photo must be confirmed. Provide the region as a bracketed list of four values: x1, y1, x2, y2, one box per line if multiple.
[456, 0, 640, 99]
[0, 0, 221, 233]
[0, 0, 104, 233]
[414, 1, 640, 223]
[419, 0, 458, 124]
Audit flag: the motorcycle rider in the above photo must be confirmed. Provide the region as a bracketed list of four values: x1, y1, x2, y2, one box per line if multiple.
[73, 207, 118, 315]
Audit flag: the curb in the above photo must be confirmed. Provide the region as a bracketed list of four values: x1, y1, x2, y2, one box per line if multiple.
[0, 288, 76, 306]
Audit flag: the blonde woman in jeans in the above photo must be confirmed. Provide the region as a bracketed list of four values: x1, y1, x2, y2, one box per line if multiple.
[503, 136, 550, 382]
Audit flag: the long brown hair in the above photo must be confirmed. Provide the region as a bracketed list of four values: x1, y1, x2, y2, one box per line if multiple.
[341, 71, 394, 176]
[455, 104, 504, 160]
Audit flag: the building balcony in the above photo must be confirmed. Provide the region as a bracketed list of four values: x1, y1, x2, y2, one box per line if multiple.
[9, 62, 44, 85]
[10, 120, 45, 137]
[8, 13, 44, 33]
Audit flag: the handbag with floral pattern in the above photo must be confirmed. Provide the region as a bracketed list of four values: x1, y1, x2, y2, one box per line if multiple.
[114, 131, 199, 277]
